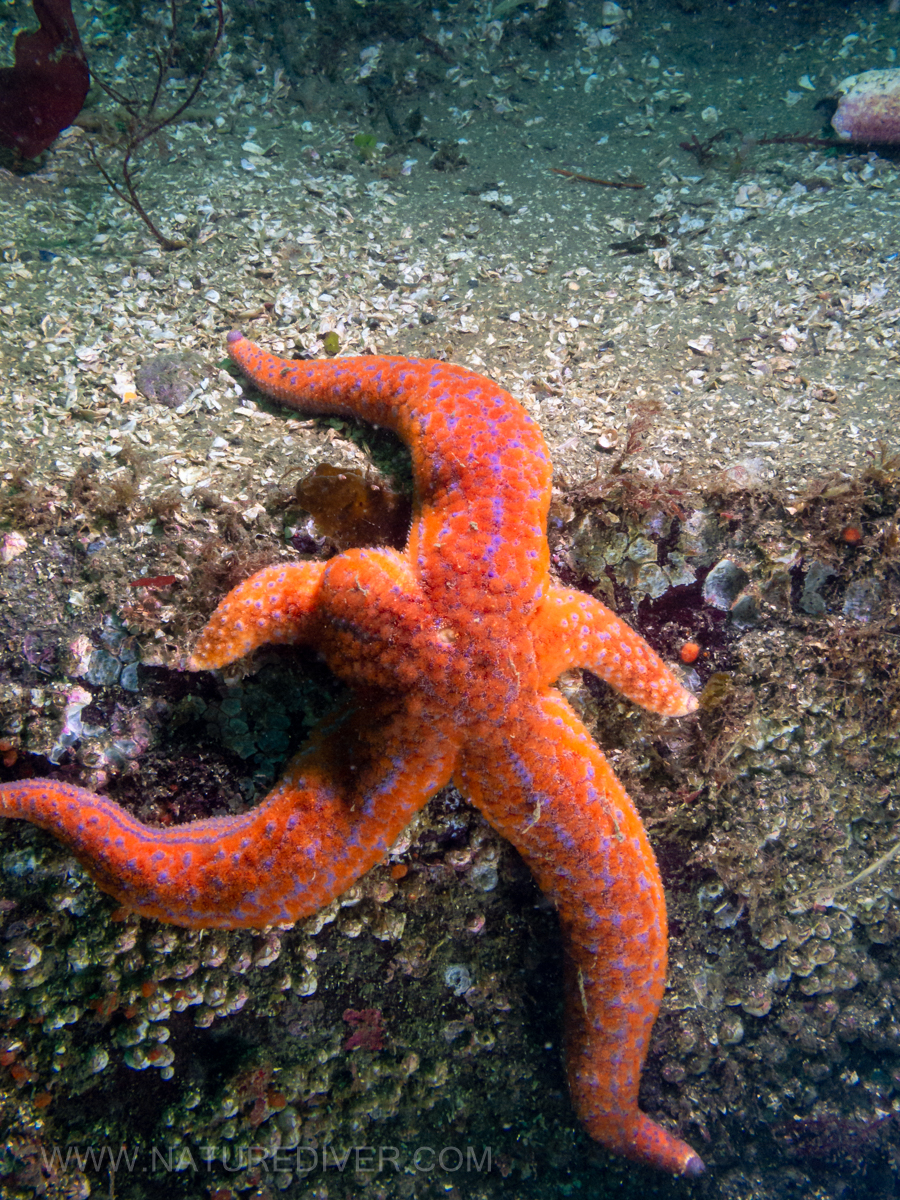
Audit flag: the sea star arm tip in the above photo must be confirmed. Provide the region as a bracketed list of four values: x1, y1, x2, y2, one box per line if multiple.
[534, 587, 698, 717]
[626, 1115, 705, 1175]
[683, 1151, 706, 1177]
[188, 561, 328, 671]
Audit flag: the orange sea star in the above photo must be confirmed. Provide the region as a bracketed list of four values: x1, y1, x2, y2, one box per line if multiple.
[0, 333, 703, 1176]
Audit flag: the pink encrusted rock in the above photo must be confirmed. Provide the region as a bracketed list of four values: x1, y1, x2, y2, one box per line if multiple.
[832, 67, 900, 144]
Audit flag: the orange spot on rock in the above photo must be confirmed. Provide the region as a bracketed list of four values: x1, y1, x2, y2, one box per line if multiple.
[679, 641, 701, 664]
[91, 993, 119, 1019]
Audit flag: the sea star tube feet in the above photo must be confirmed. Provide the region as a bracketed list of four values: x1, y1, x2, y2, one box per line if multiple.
[0, 332, 703, 1177]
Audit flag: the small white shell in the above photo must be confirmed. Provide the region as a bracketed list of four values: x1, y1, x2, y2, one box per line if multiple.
[0, 531, 27, 564]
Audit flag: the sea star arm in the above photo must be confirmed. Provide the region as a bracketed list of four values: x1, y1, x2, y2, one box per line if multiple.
[532, 586, 698, 717]
[189, 561, 328, 670]
[457, 689, 704, 1177]
[226, 332, 554, 624]
[0, 698, 458, 928]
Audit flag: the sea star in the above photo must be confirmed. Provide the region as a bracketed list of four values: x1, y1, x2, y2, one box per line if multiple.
[0, 333, 704, 1176]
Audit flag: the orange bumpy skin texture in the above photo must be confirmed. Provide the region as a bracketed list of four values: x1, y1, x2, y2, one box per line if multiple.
[0, 333, 703, 1177]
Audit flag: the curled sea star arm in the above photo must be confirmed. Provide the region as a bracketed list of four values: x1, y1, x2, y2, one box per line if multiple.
[456, 688, 704, 1177]
[0, 698, 458, 929]
[532, 586, 698, 717]
[225, 333, 553, 620]
[312, 548, 456, 692]
[189, 561, 328, 670]
[188, 550, 452, 690]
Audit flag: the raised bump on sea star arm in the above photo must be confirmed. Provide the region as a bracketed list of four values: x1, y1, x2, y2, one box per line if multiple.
[532, 586, 698, 717]
[189, 561, 327, 670]
[0, 700, 458, 928]
[313, 548, 457, 692]
[457, 688, 703, 1178]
